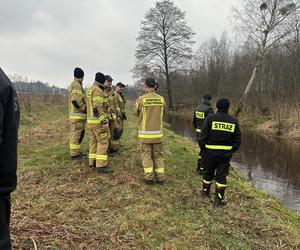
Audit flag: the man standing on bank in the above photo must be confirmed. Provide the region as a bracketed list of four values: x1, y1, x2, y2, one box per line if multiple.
[192, 94, 214, 175]
[198, 98, 241, 206]
[135, 78, 166, 184]
[68, 67, 87, 159]
[0, 68, 20, 249]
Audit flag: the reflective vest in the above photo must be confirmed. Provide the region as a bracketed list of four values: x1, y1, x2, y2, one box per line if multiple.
[68, 79, 87, 121]
[135, 89, 165, 143]
[86, 82, 110, 125]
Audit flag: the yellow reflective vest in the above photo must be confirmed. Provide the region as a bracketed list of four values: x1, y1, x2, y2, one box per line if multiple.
[68, 79, 87, 121]
[86, 82, 110, 125]
[135, 89, 165, 144]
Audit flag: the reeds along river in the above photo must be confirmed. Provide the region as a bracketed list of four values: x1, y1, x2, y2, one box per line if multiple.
[165, 113, 300, 212]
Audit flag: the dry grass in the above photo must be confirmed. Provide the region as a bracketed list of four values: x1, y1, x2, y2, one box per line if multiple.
[11, 103, 300, 249]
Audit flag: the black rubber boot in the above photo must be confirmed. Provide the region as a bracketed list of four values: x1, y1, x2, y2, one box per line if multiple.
[214, 188, 227, 206]
[108, 149, 118, 157]
[96, 166, 113, 174]
[71, 154, 86, 160]
[202, 182, 211, 197]
[143, 179, 155, 185]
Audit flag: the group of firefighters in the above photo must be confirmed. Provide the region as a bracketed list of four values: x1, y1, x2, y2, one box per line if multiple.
[68, 67, 241, 207]
[69, 67, 126, 174]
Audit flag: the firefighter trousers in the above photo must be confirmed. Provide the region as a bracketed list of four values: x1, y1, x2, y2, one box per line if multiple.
[140, 142, 164, 181]
[202, 151, 230, 187]
[88, 124, 109, 168]
[0, 196, 11, 250]
[69, 120, 86, 157]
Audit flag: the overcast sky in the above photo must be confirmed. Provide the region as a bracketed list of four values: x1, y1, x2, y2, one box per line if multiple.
[0, 0, 241, 88]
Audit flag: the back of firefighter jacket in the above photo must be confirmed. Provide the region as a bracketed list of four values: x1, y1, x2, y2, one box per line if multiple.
[135, 89, 165, 144]
[198, 111, 241, 158]
[193, 100, 214, 132]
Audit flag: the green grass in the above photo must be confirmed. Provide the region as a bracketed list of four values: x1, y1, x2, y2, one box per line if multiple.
[11, 103, 300, 249]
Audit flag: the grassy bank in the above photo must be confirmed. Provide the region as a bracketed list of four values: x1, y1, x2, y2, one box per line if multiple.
[12, 103, 300, 249]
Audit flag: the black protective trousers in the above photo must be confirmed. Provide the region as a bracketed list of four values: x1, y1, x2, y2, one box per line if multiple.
[0, 196, 11, 250]
[202, 151, 231, 185]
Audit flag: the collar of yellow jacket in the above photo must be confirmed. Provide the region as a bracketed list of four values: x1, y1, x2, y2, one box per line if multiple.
[147, 89, 155, 94]
[74, 77, 83, 84]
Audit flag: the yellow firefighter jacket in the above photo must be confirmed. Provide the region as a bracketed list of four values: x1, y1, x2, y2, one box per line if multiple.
[114, 91, 126, 117]
[68, 78, 86, 121]
[135, 89, 165, 144]
[108, 89, 118, 121]
[86, 82, 110, 125]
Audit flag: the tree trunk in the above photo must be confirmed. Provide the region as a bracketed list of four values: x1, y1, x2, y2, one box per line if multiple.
[165, 71, 174, 111]
[234, 64, 258, 117]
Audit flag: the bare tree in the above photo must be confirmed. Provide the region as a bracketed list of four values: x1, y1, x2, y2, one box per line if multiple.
[133, 0, 195, 110]
[232, 0, 297, 116]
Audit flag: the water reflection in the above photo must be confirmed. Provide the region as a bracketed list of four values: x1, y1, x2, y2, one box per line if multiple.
[165, 114, 300, 212]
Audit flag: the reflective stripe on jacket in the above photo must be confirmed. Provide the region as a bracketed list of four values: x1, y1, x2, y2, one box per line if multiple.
[198, 111, 241, 157]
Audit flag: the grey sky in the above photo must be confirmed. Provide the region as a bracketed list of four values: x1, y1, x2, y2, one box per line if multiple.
[0, 0, 240, 88]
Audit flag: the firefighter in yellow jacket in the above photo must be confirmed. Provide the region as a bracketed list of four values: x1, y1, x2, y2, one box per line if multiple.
[114, 82, 126, 145]
[105, 75, 119, 154]
[68, 67, 87, 159]
[86, 72, 113, 173]
[135, 78, 166, 184]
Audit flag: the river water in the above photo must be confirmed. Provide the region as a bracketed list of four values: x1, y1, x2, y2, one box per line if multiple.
[165, 114, 300, 212]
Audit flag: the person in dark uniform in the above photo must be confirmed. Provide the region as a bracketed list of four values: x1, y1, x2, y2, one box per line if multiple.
[192, 94, 214, 174]
[0, 68, 20, 249]
[198, 98, 241, 206]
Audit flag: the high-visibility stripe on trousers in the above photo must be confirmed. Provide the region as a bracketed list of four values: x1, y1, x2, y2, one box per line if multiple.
[70, 120, 85, 157]
[140, 142, 164, 181]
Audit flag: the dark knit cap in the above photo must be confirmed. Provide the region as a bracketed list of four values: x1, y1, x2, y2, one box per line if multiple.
[216, 98, 230, 110]
[95, 72, 106, 84]
[203, 94, 212, 101]
[74, 67, 84, 78]
[145, 78, 157, 88]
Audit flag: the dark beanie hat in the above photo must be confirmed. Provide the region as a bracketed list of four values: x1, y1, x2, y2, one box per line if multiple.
[203, 94, 212, 101]
[74, 67, 84, 78]
[217, 98, 230, 110]
[95, 72, 106, 84]
[145, 78, 157, 88]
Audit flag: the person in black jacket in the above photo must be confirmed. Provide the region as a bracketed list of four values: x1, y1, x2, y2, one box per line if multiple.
[198, 98, 241, 206]
[192, 94, 214, 174]
[0, 68, 20, 249]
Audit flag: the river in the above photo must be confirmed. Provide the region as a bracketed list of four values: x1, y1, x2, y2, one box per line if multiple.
[165, 114, 300, 212]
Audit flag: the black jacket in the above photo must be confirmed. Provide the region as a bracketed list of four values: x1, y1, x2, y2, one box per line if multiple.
[198, 110, 241, 158]
[0, 68, 19, 198]
[192, 100, 214, 132]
